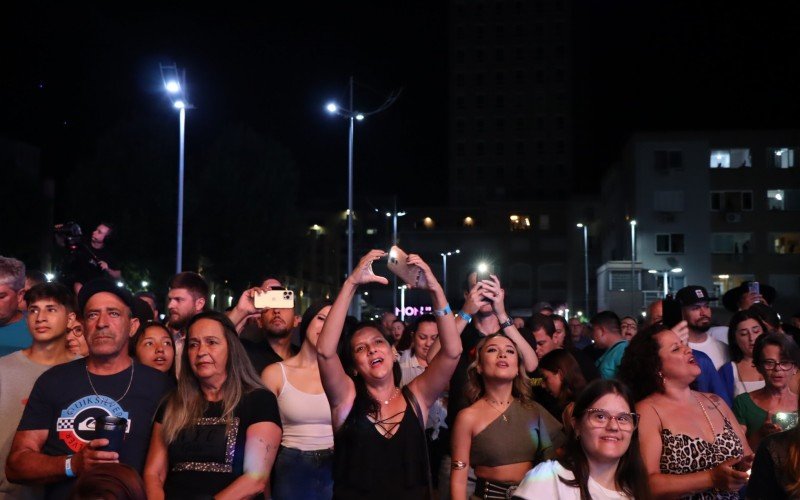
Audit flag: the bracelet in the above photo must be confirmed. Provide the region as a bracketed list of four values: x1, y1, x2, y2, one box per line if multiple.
[499, 317, 514, 329]
[457, 311, 472, 323]
[451, 460, 467, 470]
[434, 304, 452, 317]
[65, 455, 75, 478]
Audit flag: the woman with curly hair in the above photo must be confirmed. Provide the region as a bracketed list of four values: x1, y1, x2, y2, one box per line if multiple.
[618, 323, 753, 499]
[450, 333, 565, 499]
[514, 379, 652, 499]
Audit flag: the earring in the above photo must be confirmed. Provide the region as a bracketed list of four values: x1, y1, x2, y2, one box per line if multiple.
[658, 371, 664, 381]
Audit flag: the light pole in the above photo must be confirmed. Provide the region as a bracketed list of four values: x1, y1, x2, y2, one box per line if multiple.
[576, 223, 589, 315]
[325, 77, 400, 282]
[629, 219, 637, 312]
[399, 285, 407, 321]
[440, 248, 460, 300]
[648, 267, 683, 297]
[160, 63, 192, 274]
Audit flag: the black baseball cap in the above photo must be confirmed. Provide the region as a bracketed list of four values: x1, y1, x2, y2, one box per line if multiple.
[78, 278, 137, 313]
[675, 285, 717, 306]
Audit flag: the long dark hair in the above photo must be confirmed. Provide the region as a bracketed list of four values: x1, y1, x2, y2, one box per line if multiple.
[538, 349, 586, 407]
[297, 300, 333, 345]
[339, 321, 402, 417]
[558, 379, 652, 500]
[618, 323, 671, 402]
[727, 309, 768, 362]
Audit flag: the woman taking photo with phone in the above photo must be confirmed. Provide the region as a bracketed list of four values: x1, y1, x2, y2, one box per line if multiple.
[732, 333, 799, 451]
[619, 323, 753, 499]
[143, 311, 282, 500]
[316, 250, 461, 499]
[513, 379, 651, 500]
[261, 300, 334, 500]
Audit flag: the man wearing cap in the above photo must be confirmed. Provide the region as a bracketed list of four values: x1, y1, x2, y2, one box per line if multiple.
[6, 278, 172, 499]
[677, 285, 730, 370]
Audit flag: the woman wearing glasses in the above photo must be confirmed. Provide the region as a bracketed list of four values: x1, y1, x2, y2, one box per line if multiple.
[732, 333, 800, 451]
[619, 324, 753, 499]
[513, 379, 650, 499]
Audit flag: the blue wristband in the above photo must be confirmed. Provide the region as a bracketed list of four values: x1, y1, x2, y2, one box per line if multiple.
[65, 456, 75, 478]
[457, 310, 472, 323]
[434, 304, 452, 317]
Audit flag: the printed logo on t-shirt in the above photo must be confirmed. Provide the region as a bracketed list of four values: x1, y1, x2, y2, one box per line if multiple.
[56, 395, 130, 452]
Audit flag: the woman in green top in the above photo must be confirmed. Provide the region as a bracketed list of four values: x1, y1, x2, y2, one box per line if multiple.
[732, 333, 799, 451]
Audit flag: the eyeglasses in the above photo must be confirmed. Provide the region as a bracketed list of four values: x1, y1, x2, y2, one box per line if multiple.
[67, 327, 83, 337]
[585, 409, 639, 430]
[762, 360, 796, 371]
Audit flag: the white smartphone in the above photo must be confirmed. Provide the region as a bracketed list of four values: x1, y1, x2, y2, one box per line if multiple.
[254, 289, 295, 309]
[387, 246, 428, 289]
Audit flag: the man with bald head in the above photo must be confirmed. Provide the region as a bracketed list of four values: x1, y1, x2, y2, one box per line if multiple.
[7, 278, 171, 499]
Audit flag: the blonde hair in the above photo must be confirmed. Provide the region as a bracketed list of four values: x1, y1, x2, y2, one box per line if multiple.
[464, 333, 534, 406]
[160, 312, 264, 444]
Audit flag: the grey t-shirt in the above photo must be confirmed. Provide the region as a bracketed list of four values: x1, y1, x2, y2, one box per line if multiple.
[0, 350, 51, 500]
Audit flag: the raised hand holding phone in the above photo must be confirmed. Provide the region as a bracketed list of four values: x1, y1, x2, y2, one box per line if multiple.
[387, 246, 428, 289]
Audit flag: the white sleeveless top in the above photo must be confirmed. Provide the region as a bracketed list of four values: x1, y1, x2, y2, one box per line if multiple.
[732, 362, 765, 398]
[276, 362, 334, 450]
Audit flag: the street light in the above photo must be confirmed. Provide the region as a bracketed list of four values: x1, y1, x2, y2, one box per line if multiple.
[577, 223, 589, 315]
[160, 63, 193, 274]
[399, 285, 408, 321]
[325, 77, 400, 283]
[440, 248, 460, 299]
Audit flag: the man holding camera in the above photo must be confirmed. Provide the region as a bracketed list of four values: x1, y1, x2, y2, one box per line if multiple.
[57, 223, 121, 294]
[6, 279, 172, 499]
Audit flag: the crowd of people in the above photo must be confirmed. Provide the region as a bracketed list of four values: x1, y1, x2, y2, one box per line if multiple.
[1, 242, 800, 499]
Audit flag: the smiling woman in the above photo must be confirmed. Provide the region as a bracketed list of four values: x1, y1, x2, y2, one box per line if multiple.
[143, 311, 282, 500]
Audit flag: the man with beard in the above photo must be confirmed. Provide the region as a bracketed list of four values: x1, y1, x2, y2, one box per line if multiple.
[677, 285, 729, 370]
[165, 272, 207, 372]
[235, 285, 299, 374]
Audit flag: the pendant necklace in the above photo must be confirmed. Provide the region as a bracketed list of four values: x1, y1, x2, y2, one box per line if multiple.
[86, 362, 135, 403]
[485, 396, 513, 422]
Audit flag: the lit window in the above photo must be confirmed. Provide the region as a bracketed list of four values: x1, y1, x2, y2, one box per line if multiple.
[709, 149, 751, 168]
[770, 232, 800, 254]
[509, 214, 531, 231]
[769, 148, 796, 169]
[767, 189, 800, 211]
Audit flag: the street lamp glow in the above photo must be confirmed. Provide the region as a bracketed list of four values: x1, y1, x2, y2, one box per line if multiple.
[385, 212, 392, 217]
[630, 219, 637, 226]
[355, 113, 365, 121]
[576, 223, 584, 228]
[671, 267, 683, 273]
[648, 269, 658, 274]
[173, 100, 186, 109]
[326, 102, 338, 113]
[45, 273, 55, 282]
[165, 81, 181, 93]
[116, 281, 124, 288]
[141, 280, 149, 288]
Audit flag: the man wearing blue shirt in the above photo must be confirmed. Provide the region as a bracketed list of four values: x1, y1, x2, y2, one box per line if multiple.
[590, 311, 628, 379]
[0, 256, 30, 356]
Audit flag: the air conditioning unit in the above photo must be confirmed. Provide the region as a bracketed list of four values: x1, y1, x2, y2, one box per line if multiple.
[725, 212, 742, 223]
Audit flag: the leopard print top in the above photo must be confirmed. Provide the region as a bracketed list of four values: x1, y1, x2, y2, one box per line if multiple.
[659, 413, 744, 500]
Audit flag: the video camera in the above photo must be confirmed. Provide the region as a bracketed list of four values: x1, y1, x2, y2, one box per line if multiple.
[54, 222, 84, 251]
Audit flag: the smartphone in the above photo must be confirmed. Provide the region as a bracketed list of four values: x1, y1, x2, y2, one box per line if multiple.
[254, 289, 295, 309]
[662, 294, 682, 328]
[772, 412, 799, 430]
[387, 246, 428, 289]
[748, 281, 761, 303]
[475, 265, 492, 302]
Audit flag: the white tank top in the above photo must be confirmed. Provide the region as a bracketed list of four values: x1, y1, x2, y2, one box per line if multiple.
[276, 362, 334, 450]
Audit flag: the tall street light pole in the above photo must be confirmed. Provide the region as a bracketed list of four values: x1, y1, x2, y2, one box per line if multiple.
[577, 223, 589, 315]
[630, 219, 637, 312]
[160, 63, 192, 274]
[440, 248, 460, 300]
[326, 78, 401, 283]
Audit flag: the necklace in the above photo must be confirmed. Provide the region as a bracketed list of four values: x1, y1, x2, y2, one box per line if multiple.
[376, 387, 400, 405]
[694, 392, 716, 437]
[86, 361, 135, 403]
[485, 396, 513, 422]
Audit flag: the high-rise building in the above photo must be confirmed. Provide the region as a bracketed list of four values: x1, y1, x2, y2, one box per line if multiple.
[448, 0, 574, 204]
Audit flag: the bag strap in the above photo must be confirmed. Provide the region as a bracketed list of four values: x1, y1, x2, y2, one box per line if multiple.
[403, 386, 433, 500]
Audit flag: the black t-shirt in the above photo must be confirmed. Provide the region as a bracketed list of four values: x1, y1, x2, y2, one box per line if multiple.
[68, 244, 119, 285]
[155, 388, 281, 499]
[18, 358, 173, 500]
[240, 338, 299, 375]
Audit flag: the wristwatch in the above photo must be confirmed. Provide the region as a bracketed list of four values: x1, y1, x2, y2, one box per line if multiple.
[65, 455, 75, 477]
[499, 318, 514, 329]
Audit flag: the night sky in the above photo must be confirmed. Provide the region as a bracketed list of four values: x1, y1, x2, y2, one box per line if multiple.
[4, 2, 800, 207]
